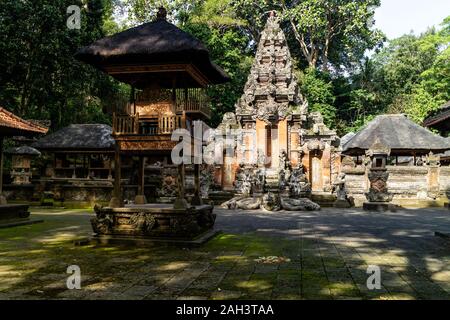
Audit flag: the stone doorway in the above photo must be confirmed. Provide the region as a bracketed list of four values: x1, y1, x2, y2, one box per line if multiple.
[310, 152, 323, 192]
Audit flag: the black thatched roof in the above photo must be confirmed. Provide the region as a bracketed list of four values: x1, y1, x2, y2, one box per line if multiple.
[74, 12, 230, 87]
[340, 132, 355, 147]
[5, 146, 41, 156]
[342, 114, 450, 155]
[32, 124, 115, 152]
[423, 100, 450, 129]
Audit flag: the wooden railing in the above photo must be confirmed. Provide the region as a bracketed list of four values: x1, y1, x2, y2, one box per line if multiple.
[113, 113, 183, 136]
[175, 88, 211, 118]
[158, 115, 183, 134]
[113, 112, 139, 134]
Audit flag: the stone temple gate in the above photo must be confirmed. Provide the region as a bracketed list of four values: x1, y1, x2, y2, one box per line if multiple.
[210, 13, 340, 205]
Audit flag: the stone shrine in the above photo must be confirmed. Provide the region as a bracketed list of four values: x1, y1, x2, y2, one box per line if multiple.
[212, 12, 339, 208]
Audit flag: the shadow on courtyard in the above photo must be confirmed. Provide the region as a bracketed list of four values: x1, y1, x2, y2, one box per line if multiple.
[1, 207, 450, 300]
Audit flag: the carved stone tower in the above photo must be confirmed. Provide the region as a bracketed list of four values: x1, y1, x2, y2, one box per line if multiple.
[235, 12, 308, 124]
[213, 12, 340, 197]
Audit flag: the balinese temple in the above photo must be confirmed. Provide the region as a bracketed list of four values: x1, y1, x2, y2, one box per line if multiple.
[341, 114, 450, 207]
[74, 7, 229, 242]
[0, 106, 48, 227]
[212, 13, 340, 201]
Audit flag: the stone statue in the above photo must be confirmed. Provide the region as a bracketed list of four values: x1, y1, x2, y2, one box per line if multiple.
[257, 150, 266, 167]
[240, 170, 253, 196]
[288, 167, 311, 198]
[333, 173, 347, 201]
[279, 150, 288, 170]
[280, 198, 321, 211]
[332, 173, 352, 208]
[253, 168, 266, 194]
[261, 192, 281, 211]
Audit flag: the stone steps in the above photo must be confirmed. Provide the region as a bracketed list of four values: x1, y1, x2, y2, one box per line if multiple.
[208, 191, 235, 205]
[311, 193, 336, 208]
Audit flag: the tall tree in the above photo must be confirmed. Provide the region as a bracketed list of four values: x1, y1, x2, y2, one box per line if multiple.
[280, 0, 384, 72]
[0, 0, 128, 129]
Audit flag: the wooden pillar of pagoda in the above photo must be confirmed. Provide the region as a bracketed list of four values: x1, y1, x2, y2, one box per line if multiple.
[135, 156, 147, 204]
[109, 143, 123, 208]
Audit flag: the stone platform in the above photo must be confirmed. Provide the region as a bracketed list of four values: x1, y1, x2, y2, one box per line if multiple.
[91, 203, 216, 242]
[0, 204, 43, 228]
[363, 202, 397, 212]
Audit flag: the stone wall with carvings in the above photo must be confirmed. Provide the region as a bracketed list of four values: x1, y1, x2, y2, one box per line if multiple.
[342, 164, 450, 206]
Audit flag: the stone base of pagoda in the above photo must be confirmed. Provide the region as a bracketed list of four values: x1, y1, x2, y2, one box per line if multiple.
[363, 202, 396, 212]
[0, 204, 43, 228]
[91, 203, 216, 243]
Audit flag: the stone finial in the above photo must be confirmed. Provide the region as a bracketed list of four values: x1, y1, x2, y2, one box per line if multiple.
[368, 138, 391, 156]
[156, 7, 167, 21]
[269, 10, 276, 18]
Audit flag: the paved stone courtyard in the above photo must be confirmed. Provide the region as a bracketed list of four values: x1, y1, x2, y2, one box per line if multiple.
[1, 206, 450, 300]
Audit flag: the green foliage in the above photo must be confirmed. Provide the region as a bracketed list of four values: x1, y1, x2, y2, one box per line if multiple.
[1, 0, 447, 138]
[282, 0, 384, 71]
[375, 17, 450, 123]
[299, 68, 336, 128]
[0, 0, 127, 130]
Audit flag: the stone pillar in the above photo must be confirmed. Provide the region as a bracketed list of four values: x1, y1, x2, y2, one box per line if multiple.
[321, 145, 331, 192]
[109, 144, 123, 208]
[256, 119, 267, 165]
[191, 163, 203, 205]
[278, 119, 288, 156]
[427, 154, 440, 199]
[222, 152, 235, 191]
[135, 156, 147, 204]
[174, 164, 189, 209]
[290, 125, 300, 168]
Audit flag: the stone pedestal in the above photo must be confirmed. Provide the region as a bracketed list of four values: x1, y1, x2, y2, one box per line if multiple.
[363, 202, 394, 212]
[334, 199, 352, 208]
[91, 204, 216, 242]
[0, 204, 43, 228]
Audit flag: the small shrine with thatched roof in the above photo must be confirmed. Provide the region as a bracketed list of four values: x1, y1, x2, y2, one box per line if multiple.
[341, 114, 450, 207]
[0, 106, 48, 227]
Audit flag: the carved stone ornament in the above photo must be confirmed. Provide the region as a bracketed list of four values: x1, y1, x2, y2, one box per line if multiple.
[233, 12, 308, 123]
[307, 139, 326, 152]
[129, 212, 156, 233]
[368, 138, 391, 156]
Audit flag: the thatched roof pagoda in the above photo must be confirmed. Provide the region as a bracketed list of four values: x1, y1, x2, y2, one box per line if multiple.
[342, 114, 450, 156]
[32, 124, 114, 153]
[75, 7, 229, 88]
